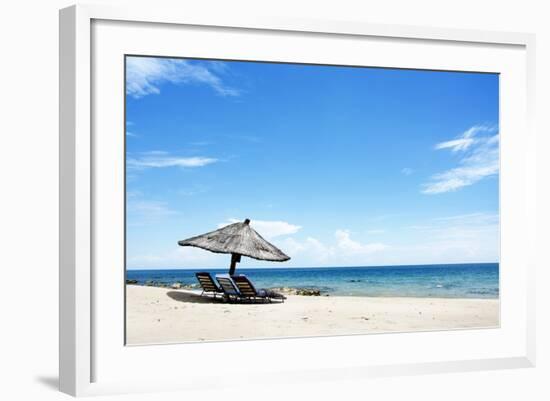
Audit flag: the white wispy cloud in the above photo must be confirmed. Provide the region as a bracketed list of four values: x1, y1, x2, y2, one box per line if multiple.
[279, 237, 335, 264]
[434, 125, 495, 152]
[126, 189, 143, 198]
[423, 125, 499, 194]
[433, 212, 499, 224]
[177, 185, 209, 197]
[128, 246, 228, 268]
[126, 56, 239, 98]
[127, 200, 178, 226]
[401, 167, 413, 176]
[127, 152, 218, 170]
[408, 212, 499, 236]
[399, 212, 499, 263]
[219, 218, 302, 239]
[189, 141, 214, 146]
[334, 229, 388, 254]
[277, 230, 389, 266]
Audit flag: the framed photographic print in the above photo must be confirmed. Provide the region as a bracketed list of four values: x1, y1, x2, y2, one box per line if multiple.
[59, 4, 536, 397]
[124, 56, 501, 345]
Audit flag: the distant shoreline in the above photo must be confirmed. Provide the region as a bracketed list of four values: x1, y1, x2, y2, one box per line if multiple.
[126, 263, 499, 299]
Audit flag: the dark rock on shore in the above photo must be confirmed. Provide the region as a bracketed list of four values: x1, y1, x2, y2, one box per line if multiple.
[126, 279, 138, 284]
[270, 287, 323, 296]
[296, 289, 321, 296]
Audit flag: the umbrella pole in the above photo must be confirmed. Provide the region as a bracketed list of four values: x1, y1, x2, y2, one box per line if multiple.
[228, 253, 241, 276]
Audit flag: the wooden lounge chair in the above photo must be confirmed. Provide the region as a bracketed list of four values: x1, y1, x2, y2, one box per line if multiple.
[195, 272, 224, 299]
[215, 274, 243, 302]
[232, 275, 286, 303]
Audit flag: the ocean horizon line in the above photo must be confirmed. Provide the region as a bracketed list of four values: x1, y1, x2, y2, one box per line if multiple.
[126, 261, 499, 272]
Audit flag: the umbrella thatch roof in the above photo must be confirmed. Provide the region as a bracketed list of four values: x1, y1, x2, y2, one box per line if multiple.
[178, 219, 290, 262]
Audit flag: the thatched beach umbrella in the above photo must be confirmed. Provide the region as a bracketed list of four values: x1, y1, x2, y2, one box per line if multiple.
[178, 218, 290, 275]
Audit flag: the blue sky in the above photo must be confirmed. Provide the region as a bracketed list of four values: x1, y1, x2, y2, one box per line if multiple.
[125, 56, 499, 269]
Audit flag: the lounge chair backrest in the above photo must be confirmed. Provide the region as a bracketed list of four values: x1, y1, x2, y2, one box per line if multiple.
[215, 275, 240, 296]
[195, 272, 221, 293]
[232, 275, 258, 298]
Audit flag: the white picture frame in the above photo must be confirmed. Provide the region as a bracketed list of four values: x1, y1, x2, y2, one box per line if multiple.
[59, 3, 536, 397]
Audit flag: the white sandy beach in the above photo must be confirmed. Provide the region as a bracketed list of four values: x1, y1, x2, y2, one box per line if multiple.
[126, 285, 499, 344]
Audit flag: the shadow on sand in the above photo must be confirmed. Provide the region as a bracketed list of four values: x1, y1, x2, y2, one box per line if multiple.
[166, 291, 224, 304]
[166, 290, 285, 305]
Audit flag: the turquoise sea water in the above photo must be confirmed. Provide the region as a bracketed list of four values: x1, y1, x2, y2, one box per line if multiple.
[126, 263, 499, 299]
